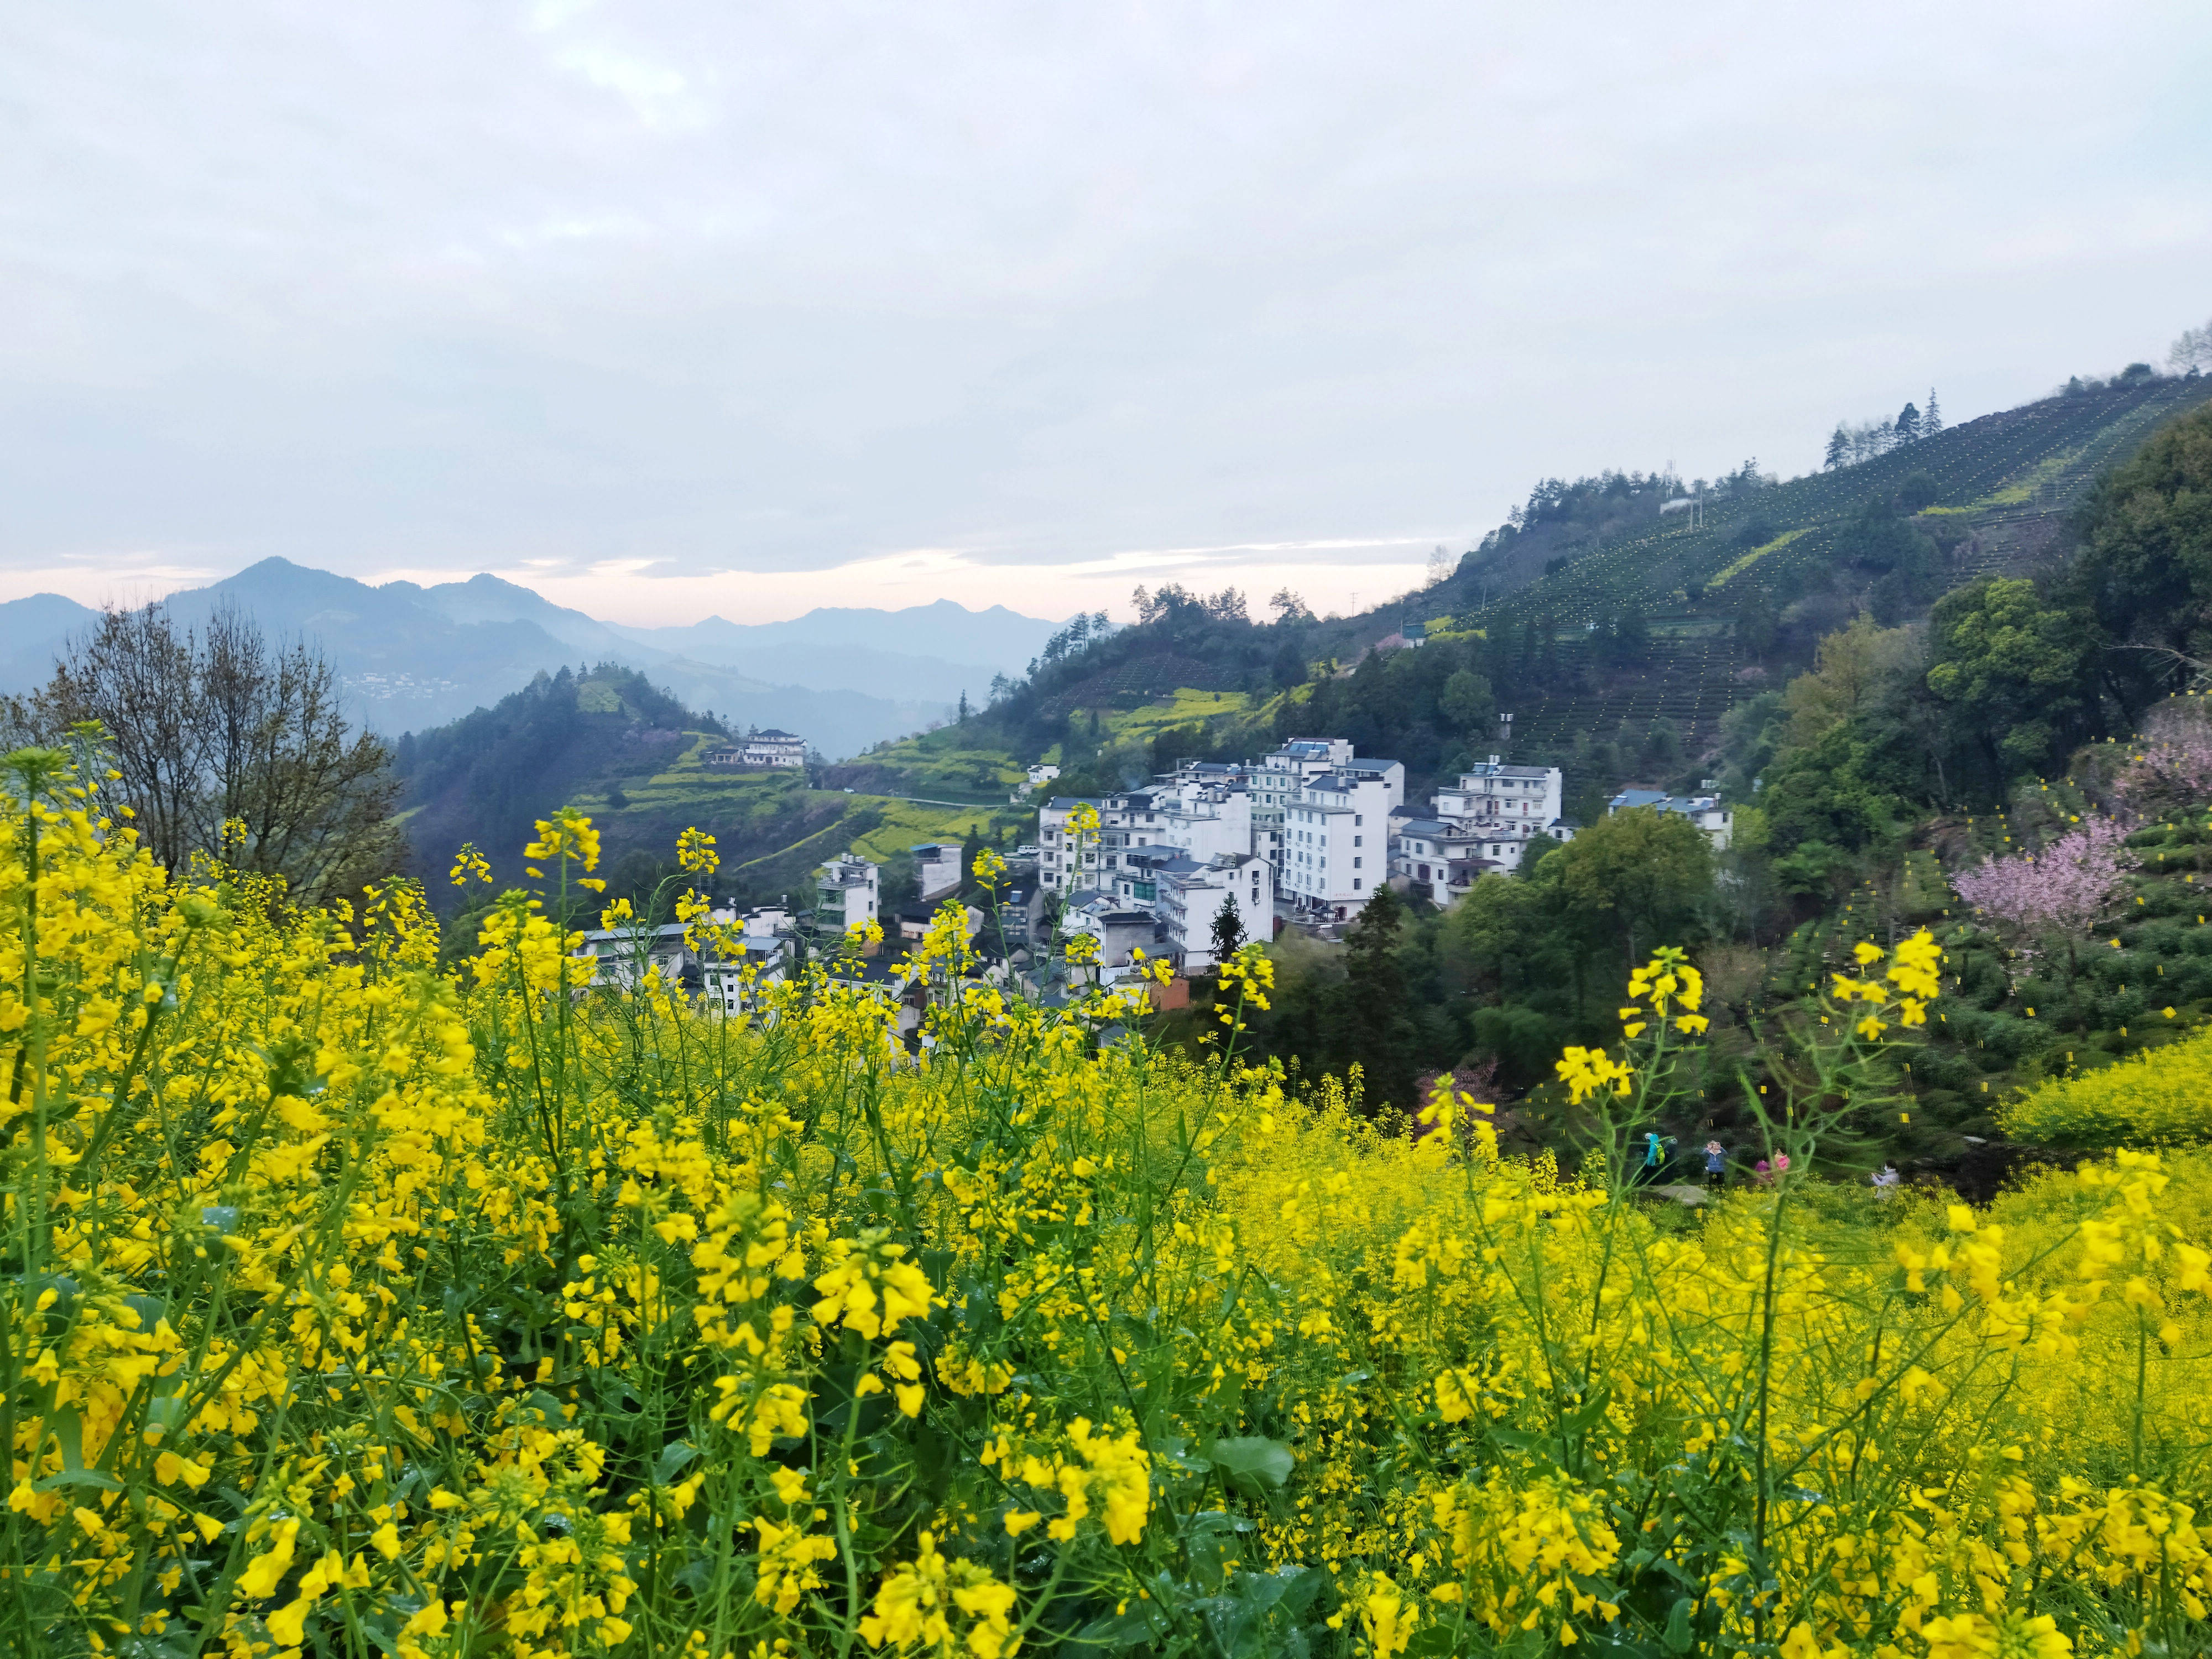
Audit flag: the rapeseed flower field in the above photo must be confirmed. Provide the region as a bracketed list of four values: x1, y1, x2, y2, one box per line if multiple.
[3, 744, 2210, 1657]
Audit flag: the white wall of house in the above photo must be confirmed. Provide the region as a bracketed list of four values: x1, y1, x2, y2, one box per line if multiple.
[816, 853, 879, 931]
[1280, 771, 1392, 919]
[1433, 757, 1563, 833]
[912, 843, 964, 902]
[1160, 854, 1272, 970]
[1607, 791, 1735, 851]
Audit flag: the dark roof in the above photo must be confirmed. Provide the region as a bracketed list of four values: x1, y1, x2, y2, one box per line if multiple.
[754, 728, 801, 739]
[1395, 818, 1452, 838]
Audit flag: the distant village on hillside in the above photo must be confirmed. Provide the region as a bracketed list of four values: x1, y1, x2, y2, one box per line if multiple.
[571, 716, 1735, 1022]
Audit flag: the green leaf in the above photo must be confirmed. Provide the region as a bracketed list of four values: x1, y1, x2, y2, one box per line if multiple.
[1663, 1594, 1698, 1653]
[1208, 1436, 1294, 1491]
[653, 1441, 698, 1484]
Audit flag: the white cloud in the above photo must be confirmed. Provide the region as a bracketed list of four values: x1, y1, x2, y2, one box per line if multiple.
[1, 0, 2206, 620]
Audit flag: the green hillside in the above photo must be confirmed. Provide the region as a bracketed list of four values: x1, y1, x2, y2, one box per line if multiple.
[1428, 373, 2212, 754]
[397, 662, 1031, 912]
[829, 687, 1273, 802]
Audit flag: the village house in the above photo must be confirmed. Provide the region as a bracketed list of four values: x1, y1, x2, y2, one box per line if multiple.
[1152, 852, 1273, 971]
[706, 729, 807, 769]
[1607, 787, 1734, 849]
[1279, 761, 1402, 923]
[909, 842, 964, 903]
[575, 904, 797, 1016]
[813, 851, 880, 941]
[1415, 755, 1576, 874]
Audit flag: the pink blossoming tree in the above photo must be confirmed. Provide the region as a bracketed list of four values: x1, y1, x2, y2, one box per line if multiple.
[1950, 815, 2133, 940]
[2111, 701, 2212, 817]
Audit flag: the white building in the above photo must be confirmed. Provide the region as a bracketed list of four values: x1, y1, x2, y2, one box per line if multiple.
[1434, 755, 1564, 834]
[1037, 797, 1105, 891]
[1154, 774, 1253, 865]
[703, 906, 798, 1016]
[909, 842, 964, 902]
[1249, 739, 1349, 871]
[577, 905, 796, 1015]
[708, 729, 807, 769]
[1608, 789, 1734, 850]
[1154, 853, 1274, 971]
[1058, 889, 1161, 988]
[1039, 781, 1230, 892]
[814, 852, 880, 935]
[1280, 768, 1396, 922]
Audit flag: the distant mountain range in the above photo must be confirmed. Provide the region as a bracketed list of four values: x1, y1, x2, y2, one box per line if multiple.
[0, 560, 1060, 759]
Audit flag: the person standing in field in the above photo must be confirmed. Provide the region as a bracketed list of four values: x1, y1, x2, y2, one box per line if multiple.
[1703, 1140, 1726, 1190]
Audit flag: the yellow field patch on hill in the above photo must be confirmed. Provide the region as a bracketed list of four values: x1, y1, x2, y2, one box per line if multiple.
[1708, 527, 1809, 588]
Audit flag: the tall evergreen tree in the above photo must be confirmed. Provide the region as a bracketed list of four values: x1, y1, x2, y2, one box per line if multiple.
[1824, 424, 1850, 469]
[1333, 886, 1418, 1113]
[1895, 402, 1923, 444]
[1924, 387, 1943, 437]
[1209, 893, 1244, 962]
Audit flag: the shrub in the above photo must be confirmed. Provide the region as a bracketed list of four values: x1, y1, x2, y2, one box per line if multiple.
[2007, 1021, 2212, 1145]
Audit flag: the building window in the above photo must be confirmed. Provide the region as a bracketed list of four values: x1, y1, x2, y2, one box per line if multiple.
[1353, 878, 1361, 890]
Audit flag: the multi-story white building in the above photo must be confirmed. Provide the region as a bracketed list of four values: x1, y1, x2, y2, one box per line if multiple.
[1280, 768, 1396, 922]
[1039, 779, 1239, 893]
[814, 852, 880, 936]
[1249, 739, 1349, 870]
[1036, 798, 1097, 891]
[1153, 774, 1253, 864]
[577, 905, 796, 1016]
[1421, 755, 1574, 873]
[1154, 853, 1273, 971]
[1434, 755, 1563, 833]
[1608, 789, 1734, 850]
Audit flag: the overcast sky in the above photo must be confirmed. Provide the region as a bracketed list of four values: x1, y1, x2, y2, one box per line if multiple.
[3, 2, 2206, 625]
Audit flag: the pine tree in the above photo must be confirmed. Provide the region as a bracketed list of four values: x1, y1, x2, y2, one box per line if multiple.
[1895, 401, 1922, 445]
[1209, 893, 1244, 963]
[958, 689, 970, 722]
[1924, 387, 1943, 437]
[1824, 424, 1850, 469]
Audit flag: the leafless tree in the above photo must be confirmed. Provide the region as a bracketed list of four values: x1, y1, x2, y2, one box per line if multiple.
[25, 602, 406, 907]
[2167, 319, 2211, 377]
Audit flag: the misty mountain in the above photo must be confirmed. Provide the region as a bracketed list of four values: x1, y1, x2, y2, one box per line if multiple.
[0, 593, 97, 695]
[611, 599, 1057, 688]
[0, 559, 1048, 758]
[415, 577, 1047, 708]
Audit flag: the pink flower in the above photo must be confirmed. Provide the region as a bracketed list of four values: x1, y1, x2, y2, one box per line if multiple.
[1951, 816, 2132, 938]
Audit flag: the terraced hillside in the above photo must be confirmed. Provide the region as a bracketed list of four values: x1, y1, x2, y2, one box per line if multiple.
[1433, 374, 2212, 755]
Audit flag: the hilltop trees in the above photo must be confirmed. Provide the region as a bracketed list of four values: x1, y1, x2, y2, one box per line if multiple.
[1822, 391, 1942, 467]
